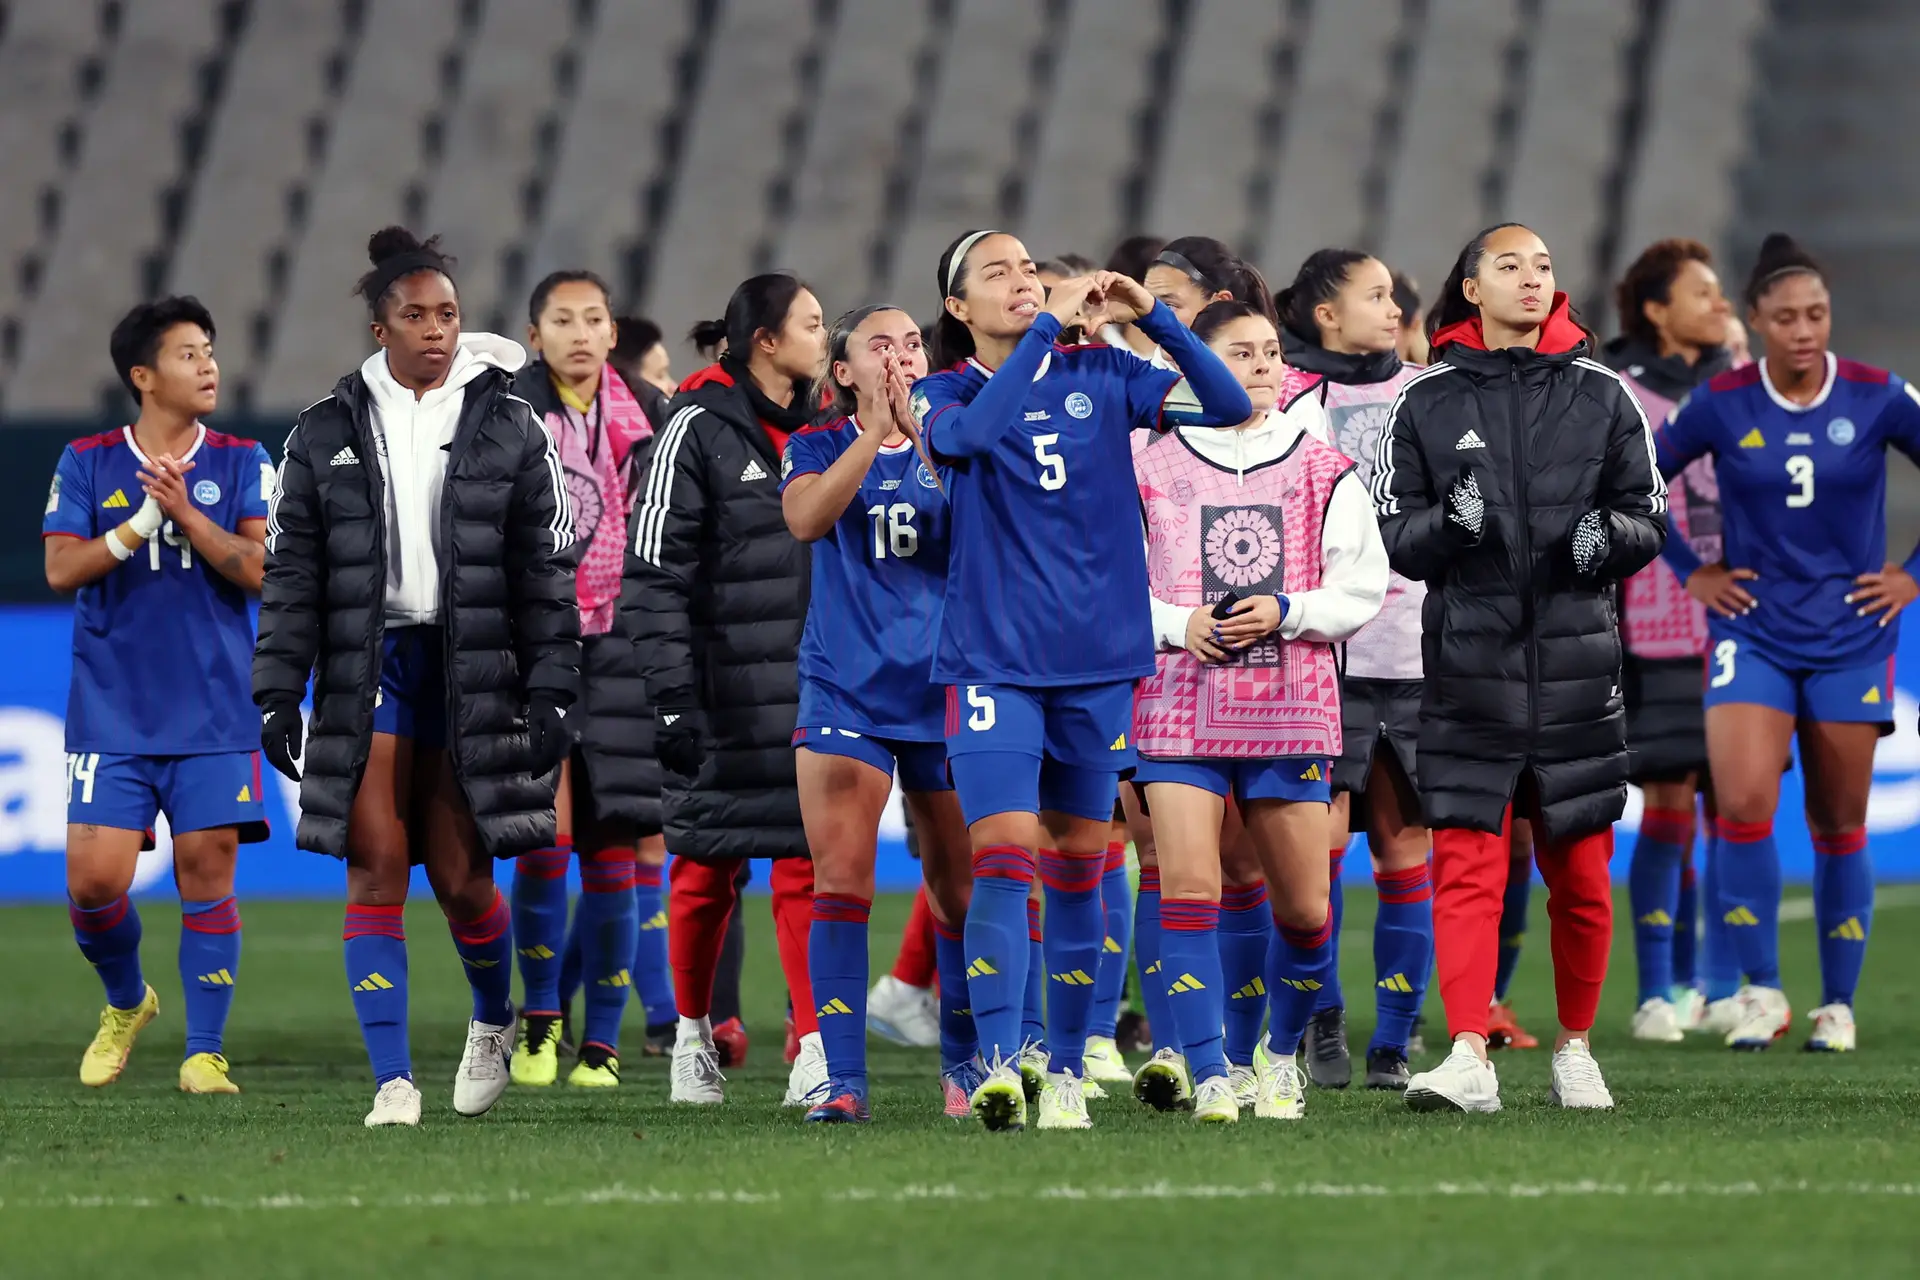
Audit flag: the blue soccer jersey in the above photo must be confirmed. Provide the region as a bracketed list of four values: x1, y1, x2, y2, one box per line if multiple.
[1656, 354, 1920, 669]
[782, 418, 951, 739]
[42, 424, 273, 755]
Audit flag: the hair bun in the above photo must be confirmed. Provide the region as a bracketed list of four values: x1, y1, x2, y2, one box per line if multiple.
[1754, 232, 1815, 273]
[687, 318, 729, 349]
[367, 225, 426, 266]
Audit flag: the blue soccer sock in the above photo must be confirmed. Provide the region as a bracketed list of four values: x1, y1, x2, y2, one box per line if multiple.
[1674, 854, 1700, 990]
[1700, 817, 1742, 998]
[932, 914, 979, 1070]
[1159, 898, 1227, 1084]
[1629, 807, 1692, 1003]
[1266, 907, 1336, 1056]
[1023, 897, 1047, 1050]
[70, 894, 145, 1009]
[1813, 828, 1873, 1007]
[1494, 850, 1532, 1002]
[511, 844, 571, 1016]
[179, 896, 242, 1057]
[809, 893, 871, 1097]
[578, 852, 640, 1056]
[1314, 847, 1347, 1014]
[631, 861, 675, 1026]
[559, 909, 584, 1011]
[1219, 880, 1271, 1066]
[1134, 866, 1180, 1054]
[1039, 848, 1104, 1077]
[1718, 818, 1782, 988]
[1370, 863, 1433, 1053]
[344, 904, 411, 1085]
[963, 845, 1035, 1063]
[1088, 841, 1131, 1040]
[447, 889, 514, 1027]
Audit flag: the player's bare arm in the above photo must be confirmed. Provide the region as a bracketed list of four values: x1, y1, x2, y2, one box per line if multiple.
[139, 454, 265, 593]
[44, 496, 167, 594]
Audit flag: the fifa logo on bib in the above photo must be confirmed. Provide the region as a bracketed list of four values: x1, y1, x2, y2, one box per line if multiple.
[1064, 392, 1093, 419]
[1204, 507, 1283, 589]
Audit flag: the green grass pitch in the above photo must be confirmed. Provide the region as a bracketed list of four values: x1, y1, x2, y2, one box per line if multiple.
[4, 888, 1919, 1277]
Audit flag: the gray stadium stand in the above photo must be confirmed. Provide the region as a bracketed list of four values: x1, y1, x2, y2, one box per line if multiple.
[9, 0, 225, 414]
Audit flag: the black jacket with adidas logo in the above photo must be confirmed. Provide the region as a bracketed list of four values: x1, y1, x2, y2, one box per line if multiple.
[622, 361, 808, 860]
[1371, 300, 1667, 841]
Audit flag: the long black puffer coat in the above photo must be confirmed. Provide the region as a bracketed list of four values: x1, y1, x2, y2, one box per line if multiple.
[255, 352, 581, 857]
[1371, 297, 1667, 840]
[621, 360, 809, 860]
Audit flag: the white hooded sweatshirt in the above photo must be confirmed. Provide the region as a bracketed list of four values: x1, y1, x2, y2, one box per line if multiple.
[361, 331, 527, 625]
[1147, 392, 1389, 649]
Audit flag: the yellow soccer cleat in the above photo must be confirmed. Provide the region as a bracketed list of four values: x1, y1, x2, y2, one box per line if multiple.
[970, 1058, 1028, 1131]
[1192, 1075, 1240, 1124]
[80, 985, 158, 1087]
[510, 1016, 562, 1087]
[566, 1054, 621, 1088]
[179, 1052, 240, 1094]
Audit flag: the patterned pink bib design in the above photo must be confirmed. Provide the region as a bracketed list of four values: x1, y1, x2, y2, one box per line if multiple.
[1618, 375, 1718, 659]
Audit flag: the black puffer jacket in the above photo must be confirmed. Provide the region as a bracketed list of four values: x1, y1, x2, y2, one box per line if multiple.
[621, 360, 808, 860]
[255, 346, 581, 857]
[1371, 298, 1666, 839]
[517, 360, 662, 836]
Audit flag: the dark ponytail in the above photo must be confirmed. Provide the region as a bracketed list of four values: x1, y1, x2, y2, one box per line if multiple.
[1156, 236, 1276, 322]
[353, 226, 456, 319]
[1744, 232, 1824, 309]
[1190, 299, 1270, 346]
[1425, 222, 1526, 342]
[689, 272, 810, 365]
[813, 303, 902, 419]
[1275, 248, 1372, 345]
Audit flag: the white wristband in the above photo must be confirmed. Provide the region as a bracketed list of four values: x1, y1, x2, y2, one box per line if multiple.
[127, 494, 164, 540]
[106, 528, 138, 560]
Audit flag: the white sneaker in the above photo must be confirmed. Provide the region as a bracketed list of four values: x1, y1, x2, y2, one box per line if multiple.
[451, 1013, 516, 1117]
[1701, 994, 1745, 1037]
[669, 1020, 725, 1105]
[1804, 1002, 1856, 1052]
[1192, 1074, 1240, 1124]
[1131, 1047, 1193, 1111]
[1725, 984, 1791, 1050]
[1671, 986, 1708, 1032]
[1082, 1035, 1133, 1085]
[1227, 1061, 1259, 1108]
[1548, 1038, 1614, 1108]
[1405, 1040, 1501, 1114]
[783, 1030, 830, 1108]
[1036, 1069, 1093, 1130]
[363, 1076, 422, 1127]
[866, 975, 940, 1048]
[1630, 996, 1685, 1043]
[1252, 1048, 1306, 1121]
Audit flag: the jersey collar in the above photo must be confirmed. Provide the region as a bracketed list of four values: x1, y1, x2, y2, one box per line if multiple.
[122, 421, 206, 466]
[966, 352, 1053, 382]
[1758, 351, 1836, 413]
[847, 415, 915, 453]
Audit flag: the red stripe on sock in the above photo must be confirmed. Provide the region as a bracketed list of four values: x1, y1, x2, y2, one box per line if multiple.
[1329, 847, 1346, 879]
[69, 895, 129, 932]
[182, 897, 242, 934]
[1159, 899, 1220, 931]
[1277, 909, 1333, 950]
[1639, 807, 1695, 847]
[1812, 827, 1867, 857]
[1220, 881, 1269, 912]
[516, 847, 571, 880]
[582, 852, 640, 893]
[1719, 818, 1774, 845]
[1374, 864, 1433, 904]
[811, 893, 872, 924]
[1038, 847, 1104, 894]
[972, 844, 1036, 883]
[1026, 897, 1043, 943]
[932, 915, 964, 942]
[1103, 841, 1127, 874]
[447, 891, 509, 946]
[634, 862, 664, 889]
[344, 903, 406, 940]
[1138, 866, 1161, 893]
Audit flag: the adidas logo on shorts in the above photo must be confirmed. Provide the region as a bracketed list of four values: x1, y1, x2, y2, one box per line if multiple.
[330, 446, 360, 467]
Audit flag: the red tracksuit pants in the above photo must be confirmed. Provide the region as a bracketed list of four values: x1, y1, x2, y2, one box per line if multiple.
[669, 855, 819, 1036]
[1432, 806, 1613, 1039]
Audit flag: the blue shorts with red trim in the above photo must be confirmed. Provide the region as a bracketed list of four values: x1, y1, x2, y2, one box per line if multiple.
[943, 680, 1137, 769]
[792, 725, 950, 792]
[1702, 637, 1894, 731]
[65, 750, 270, 840]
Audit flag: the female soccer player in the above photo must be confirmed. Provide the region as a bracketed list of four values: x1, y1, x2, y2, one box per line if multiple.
[1601, 240, 1736, 1042]
[1132, 301, 1386, 1123]
[915, 229, 1251, 1131]
[254, 227, 578, 1126]
[507, 270, 664, 1089]
[1656, 233, 1920, 1053]
[1144, 236, 1276, 329]
[1278, 248, 1435, 1090]
[781, 304, 976, 1123]
[626, 273, 826, 1109]
[1374, 223, 1667, 1114]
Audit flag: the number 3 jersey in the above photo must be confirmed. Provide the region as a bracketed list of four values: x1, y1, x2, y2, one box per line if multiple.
[781, 418, 951, 739]
[42, 424, 273, 755]
[1656, 354, 1920, 669]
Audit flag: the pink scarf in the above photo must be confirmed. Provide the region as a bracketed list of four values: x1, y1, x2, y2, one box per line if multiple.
[545, 366, 653, 634]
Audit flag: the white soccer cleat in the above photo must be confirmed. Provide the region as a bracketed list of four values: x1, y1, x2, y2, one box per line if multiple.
[1630, 996, 1685, 1043]
[1804, 1002, 1856, 1053]
[670, 1021, 725, 1105]
[1192, 1074, 1240, 1124]
[783, 1030, 831, 1108]
[1670, 986, 1708, 1032]
[1405, 1040, 1502, 1114]
[1701, 994, 1745, 1037]
[1036, 1070, 1093, 1130]
[1082, 1035, 1133, 1086]
[452, 1013, 516, 1117]
[1252, 1047, 1306, 1121]
[1227, 1061, 1259, 1109]
[364, 1076, 422, 1127]
[1548, 1038, 1615, 1110]
[866, 975, 940, 1048]
[1725, 984, 1792, 1050]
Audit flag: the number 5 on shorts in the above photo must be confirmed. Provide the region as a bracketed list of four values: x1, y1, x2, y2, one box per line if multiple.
[966, 686, 996, 732]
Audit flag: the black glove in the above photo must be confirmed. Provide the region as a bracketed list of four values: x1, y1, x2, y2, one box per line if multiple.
[655, 706, 708, 780]
[1445, 465, 1486, 540]
[260, 700, 303, 783]
[1570, 509, 1610, 577]
[527, 693, 574, 777]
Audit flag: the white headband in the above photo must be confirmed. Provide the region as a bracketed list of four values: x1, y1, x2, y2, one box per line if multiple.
[945, 229, 1002, 297]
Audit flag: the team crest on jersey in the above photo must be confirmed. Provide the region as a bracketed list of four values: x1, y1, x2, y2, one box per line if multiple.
[193, 479, 221, 505]
[916, 462, 939, 489]
[1064, 391, 1093, 419]
[1828, 417, 1856, 446]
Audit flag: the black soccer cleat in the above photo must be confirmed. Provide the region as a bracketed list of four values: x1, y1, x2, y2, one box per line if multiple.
[1364, 1045, 1411, 1090]
[1304, 1007, 1352, 1089]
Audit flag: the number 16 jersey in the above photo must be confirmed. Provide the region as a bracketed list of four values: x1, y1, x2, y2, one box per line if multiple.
[782, 418, 951, 740]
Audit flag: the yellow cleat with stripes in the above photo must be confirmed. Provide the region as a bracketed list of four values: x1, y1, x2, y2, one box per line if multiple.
[179, 1052, 240, 1094]
[80, 985, 158, 1087]
[510, 1015, 562, 1087]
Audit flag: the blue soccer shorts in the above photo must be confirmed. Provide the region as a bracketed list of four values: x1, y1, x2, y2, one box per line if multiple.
[943, 680, 1136, 826]
[66, 750, 269, 839]
[374, 625, 448, 747]
[1133, 755, 1333, 805]
[792, 725, 950, 793]
[1702, 636, 1894, 731]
